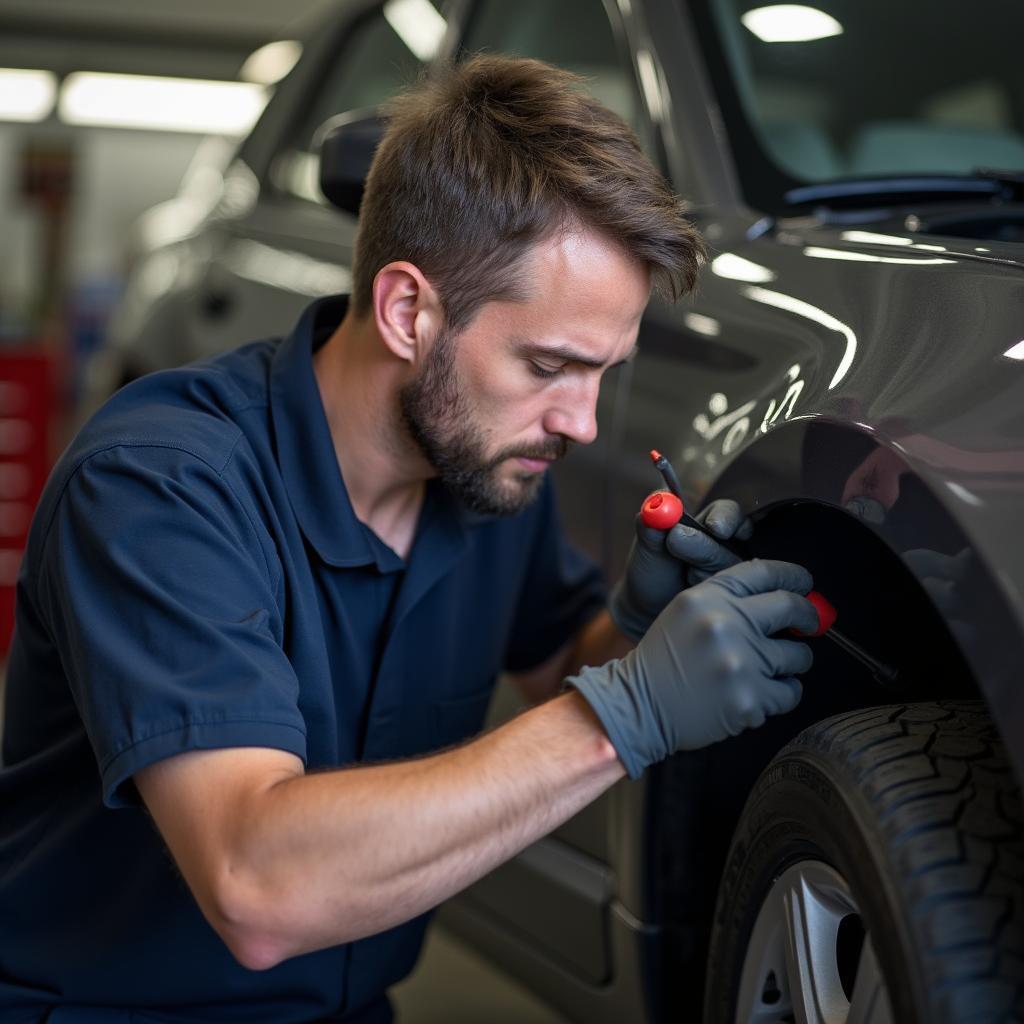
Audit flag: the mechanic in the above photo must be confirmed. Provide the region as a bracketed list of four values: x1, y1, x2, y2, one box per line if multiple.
[0, 56, 818, 1023]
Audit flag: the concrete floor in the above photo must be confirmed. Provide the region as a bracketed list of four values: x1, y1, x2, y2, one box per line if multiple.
[391, 925, 568, 1023]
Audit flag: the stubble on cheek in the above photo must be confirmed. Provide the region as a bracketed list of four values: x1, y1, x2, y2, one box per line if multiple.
[398, 332, 566, 515]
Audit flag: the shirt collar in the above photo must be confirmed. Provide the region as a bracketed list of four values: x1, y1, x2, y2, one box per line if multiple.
[269, 295, 487, 570]
[270, 295, 378, 567]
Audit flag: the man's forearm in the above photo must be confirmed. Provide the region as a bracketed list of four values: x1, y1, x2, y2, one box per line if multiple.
[223, 690, 624, 967]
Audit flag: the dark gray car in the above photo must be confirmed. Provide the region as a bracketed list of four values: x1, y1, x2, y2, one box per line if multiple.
[97, 1, 1024, 1021]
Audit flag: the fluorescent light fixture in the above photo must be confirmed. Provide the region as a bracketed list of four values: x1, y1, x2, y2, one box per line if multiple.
[60, 72, 267, 135]
[1004, 340, 1024, 361]
[241, 40, 302, 85]
[711, 252, 776, 283]
[383, 0, 447, 61]
[0, 68, 56, 122]
[741, 5, 843, 43]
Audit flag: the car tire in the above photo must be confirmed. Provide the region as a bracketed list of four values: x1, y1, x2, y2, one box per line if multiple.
[703, 701, 1024, 1023]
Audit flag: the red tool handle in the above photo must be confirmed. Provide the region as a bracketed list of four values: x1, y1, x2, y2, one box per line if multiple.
[639, 489, 837, 637]
[640, 490, 684, 530]
[791, 590, 837, 637]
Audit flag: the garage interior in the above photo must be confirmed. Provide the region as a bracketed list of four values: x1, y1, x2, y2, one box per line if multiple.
[1, 1, 1022, 1022]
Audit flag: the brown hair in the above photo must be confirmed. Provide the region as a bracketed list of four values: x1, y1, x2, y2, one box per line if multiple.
[352, 54, 705, 334]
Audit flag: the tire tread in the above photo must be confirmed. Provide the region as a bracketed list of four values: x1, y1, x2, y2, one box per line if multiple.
[798, 701, 1024, 1021]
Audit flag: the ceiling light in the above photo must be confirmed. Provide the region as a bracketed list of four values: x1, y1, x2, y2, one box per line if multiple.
[383, 0, 447, 61]
[0, 69, 56, 123]
[1005, 340, 1024, 361]
[741, 5, 843, 43]
[241, 40, 302, 86]
[60, 72, 267, 135]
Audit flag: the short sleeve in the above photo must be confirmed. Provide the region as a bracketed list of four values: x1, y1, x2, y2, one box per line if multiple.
[36, 444, 307, 808]
[503, 478, 607, 672]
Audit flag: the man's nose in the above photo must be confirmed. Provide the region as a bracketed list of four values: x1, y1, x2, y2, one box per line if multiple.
[542, 380, 599, 446]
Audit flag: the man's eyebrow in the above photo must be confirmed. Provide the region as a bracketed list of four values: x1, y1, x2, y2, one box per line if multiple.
[515, 340, 638, 370]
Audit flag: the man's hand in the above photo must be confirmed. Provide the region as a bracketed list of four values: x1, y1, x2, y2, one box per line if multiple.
[609, 498, 753, 641]
[571, 559, 817, 778]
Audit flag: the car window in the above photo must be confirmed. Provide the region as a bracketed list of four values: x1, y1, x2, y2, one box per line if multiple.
[699, 0, 1024, 187]
[274, 2, 441, 204]
[459, 0, 650, 152]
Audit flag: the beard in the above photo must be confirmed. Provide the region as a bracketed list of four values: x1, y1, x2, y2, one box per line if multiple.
[399, 327, 569, 516]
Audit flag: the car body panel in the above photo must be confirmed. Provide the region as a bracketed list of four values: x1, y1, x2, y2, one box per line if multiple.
[618, 217, 1024, 775]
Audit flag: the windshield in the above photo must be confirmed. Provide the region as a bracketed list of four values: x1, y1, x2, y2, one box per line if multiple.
[692, 0, 1024, 208]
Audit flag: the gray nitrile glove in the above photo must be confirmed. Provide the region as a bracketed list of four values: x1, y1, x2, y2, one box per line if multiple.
[609, 498, 754, 642]
[571, 559, 817, 778]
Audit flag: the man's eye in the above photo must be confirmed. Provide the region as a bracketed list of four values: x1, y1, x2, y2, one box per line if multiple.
[529, 362, 563, 379]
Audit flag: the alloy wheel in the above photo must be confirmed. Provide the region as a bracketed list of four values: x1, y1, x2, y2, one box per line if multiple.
[734, 859, 895, 1024]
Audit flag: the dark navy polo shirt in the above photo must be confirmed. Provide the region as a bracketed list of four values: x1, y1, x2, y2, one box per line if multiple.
[0, 296, 606, 1023]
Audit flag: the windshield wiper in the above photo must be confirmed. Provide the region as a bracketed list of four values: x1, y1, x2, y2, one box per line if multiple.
[785, 171, 1024, 209]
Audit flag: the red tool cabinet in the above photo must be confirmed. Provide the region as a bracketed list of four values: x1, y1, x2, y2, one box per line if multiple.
[0, 350, 59, 656]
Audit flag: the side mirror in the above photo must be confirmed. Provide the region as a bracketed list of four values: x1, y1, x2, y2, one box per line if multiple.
[316, 109, 386, 216]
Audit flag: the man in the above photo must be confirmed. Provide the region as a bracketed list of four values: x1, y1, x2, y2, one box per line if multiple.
[0, 57, 817, 1022]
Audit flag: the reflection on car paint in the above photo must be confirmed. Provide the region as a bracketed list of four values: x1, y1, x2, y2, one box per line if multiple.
[382, 0, 448, 62]
[682, 311, 721, 336]
[802, 246, 955, 266]
[945, 481, 985, 507]
[635, 50, 666, 123]
[221, 239, 352, 297]
[136, 250, 182, 304]
[690, 362, 807, 471]
[692, 396, 755, 448]
[760, 364, 804, 434]
[742, 285, 857, 389]
[273, 151, 322, 204]
[840, 229, 949, 254]
[840, 230, 916, 246]
[710, 252, 776, 282]
[213, 161, 259, 219]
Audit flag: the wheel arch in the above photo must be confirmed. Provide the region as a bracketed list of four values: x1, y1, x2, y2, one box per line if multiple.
[700, 415, 1024, 784]
[606, 416, 1024, 1014]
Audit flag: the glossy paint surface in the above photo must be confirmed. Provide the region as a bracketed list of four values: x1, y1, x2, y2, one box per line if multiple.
[608, 212, 1024, 779]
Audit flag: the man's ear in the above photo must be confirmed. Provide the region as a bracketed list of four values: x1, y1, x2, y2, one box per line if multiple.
[372, 262, 443, 365]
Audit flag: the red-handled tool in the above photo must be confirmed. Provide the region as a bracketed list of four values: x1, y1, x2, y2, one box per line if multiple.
[642, 450, 899, 686]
